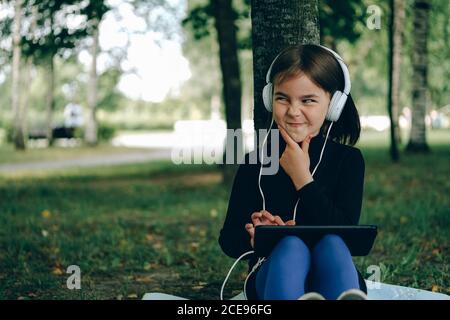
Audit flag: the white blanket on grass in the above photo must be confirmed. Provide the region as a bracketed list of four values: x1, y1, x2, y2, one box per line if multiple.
[142, 280, 449, 300]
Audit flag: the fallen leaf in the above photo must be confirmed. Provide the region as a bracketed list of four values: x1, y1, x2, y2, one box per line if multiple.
[188, 226, 197, 234]
[127, 293, 138, 299]
[431, 249, 440, 256]
[192, 286, 204, 290]
[210, 209, 218, 218]
[431, 285, 439, 292]
[152, 242, 162, 250]
[144, 262, 160, 271]
[189, 242, 199, 252]
[41, 210, 51, 219]
[135, 275, 154, 283]
[52, 267, 64, 275]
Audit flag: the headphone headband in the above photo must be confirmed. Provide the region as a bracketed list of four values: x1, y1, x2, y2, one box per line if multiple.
[265, 44, 350, 94]
[317, 45, 351, 95]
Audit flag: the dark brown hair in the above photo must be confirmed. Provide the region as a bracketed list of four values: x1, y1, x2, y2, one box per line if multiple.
[268, 44, 361, 146]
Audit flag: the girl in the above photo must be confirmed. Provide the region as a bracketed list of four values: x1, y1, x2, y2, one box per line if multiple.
[219, 44, 367, 300]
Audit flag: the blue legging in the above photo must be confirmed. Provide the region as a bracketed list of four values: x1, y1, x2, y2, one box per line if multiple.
[255, 234, 360, 300]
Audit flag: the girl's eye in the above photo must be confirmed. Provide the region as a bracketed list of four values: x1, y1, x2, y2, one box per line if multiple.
[275, 97, 288, 102]
[303, 99, 316, 104]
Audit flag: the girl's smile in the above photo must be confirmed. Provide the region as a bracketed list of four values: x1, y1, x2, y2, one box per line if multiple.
[273, 74, 331, 143]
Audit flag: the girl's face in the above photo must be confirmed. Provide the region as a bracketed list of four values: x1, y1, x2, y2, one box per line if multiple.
[272, 74, 331, 143]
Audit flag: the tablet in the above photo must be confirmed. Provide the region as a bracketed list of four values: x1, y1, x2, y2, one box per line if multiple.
[254, 225, 378, 257]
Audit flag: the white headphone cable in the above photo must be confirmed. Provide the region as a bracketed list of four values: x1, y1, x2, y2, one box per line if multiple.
[258, 118, 275, 211]
[292, 121, 333, 221]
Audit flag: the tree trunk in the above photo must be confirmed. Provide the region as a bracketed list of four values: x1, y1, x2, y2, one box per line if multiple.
[251, 0, 320, 132]
[11, 0, 25, 150]
[212, 0, 243, 186]
[388, 0, 405, 161]
[392, 0, 404, 147]
[85, 19, 99, 146]
[19, 6, 37, 150]
[45, 56, 55, 146]
[20, 55, 33, 148]
[406, 0, 430, 153]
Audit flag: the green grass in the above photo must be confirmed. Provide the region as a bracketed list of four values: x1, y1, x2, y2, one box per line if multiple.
[0, 130, 449, 299]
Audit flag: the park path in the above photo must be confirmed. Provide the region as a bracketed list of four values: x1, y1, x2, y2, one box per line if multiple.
[0, 148, 172, 173]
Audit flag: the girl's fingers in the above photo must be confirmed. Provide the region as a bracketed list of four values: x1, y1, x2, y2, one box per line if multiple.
[261, 210, 276, 223]
[245, 223, 255, 240]
[285, 219, 296, 226]
[254, 210, 276, 225]
[278, 125, 297, 148]
[245, 223, 255, 248]
[262, 210, 285, 225]
[251, 211, 263, 220]
[251, 211, 263, 226]
[252, 211, 294, 226]
[252, 217, 263, 226]
[301, 135, 311, 154]
[273, 215, 285, 226]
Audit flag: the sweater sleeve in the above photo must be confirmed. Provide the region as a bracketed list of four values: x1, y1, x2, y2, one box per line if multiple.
[295, 148, 365, 225]
[218, 157, 260, 259]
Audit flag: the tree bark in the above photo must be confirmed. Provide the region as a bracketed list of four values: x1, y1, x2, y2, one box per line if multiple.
[212, 0, 243, 185]
[20, 55, 33, 148]
[392, 0, 404, 147]
[85, 19, 99, 146]
[45, 55, 55, 146]
[251, 0, 320, 132]
[388, 0, 405, 161]
[12, 0, 25, 150]
[20, 6, 38, 150]
[406, 0, 430, 153]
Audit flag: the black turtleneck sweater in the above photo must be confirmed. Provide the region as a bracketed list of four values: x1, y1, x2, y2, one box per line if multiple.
[218, 126, 366, 299]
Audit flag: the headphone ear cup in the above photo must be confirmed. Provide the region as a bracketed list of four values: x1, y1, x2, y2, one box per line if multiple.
[262, 83, 273, 112]
[326, 91, 342, 122]
[334, 93, 348, 121]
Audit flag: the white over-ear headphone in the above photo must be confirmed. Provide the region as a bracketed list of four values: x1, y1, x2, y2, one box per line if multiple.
[262, 44, 351, 122]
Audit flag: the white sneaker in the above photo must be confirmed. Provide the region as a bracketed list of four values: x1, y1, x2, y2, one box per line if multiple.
[298, 292, 326, 300]
[336, 289, 368, 300]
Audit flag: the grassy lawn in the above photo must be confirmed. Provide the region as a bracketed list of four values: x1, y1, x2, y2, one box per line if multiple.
[0, 130, 449, 299]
